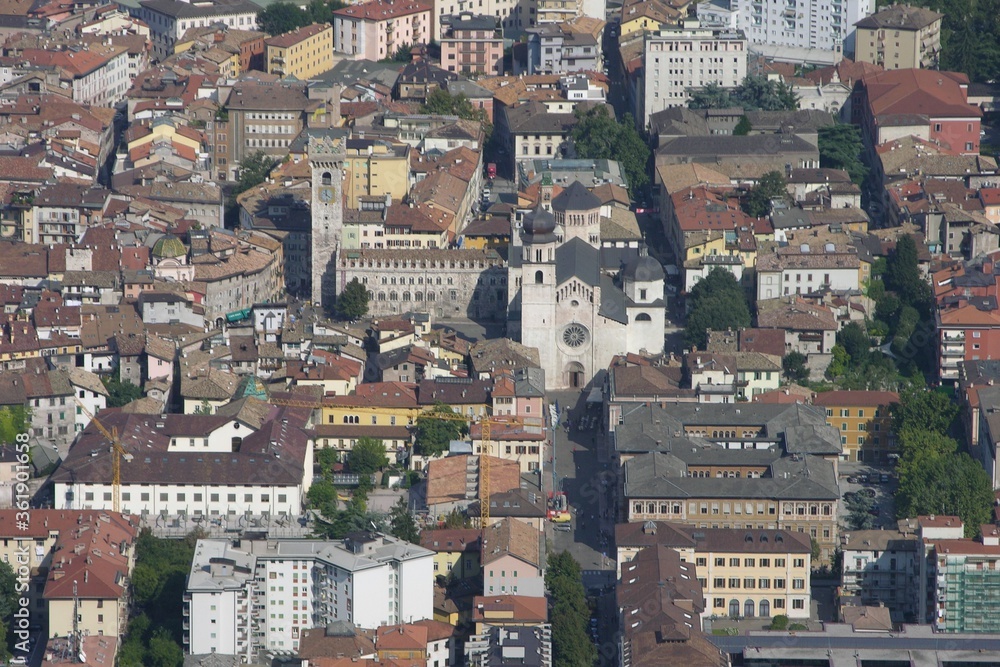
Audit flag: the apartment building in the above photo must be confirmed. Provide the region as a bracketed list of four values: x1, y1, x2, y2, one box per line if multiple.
[30, 183, 111, 246]
[420, 528, 482, 579]
[21, 44, 132, 107]
[132, 0, 262, 62]
[343, 137, 410, 209]
[933, 255, 1000, 383]
[333, 0, 433, 61]
[757, 241, 867, 300]
[616, 522, 813, 620]
[483, 517, 544, 596]
[524, 21, 602, 75]
[185, 533, 434, 656]
[723, 0, 871, 64]
[812, 391, 899, 463]
[642, 23, 747, 124]
[217, 79, 338, 180]
[854, 4, 942, 70]
[441, 14, 504, 75]
[433, 0, 537, 39]
[0, 510, 138, 638]
[50, 403, 312, 517]
[840, 528, 921, 622]
[265, 23, 335, 80]
[933, 527, 1000, 632]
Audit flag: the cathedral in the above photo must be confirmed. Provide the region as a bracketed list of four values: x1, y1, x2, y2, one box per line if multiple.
[508, 181, 665, 390]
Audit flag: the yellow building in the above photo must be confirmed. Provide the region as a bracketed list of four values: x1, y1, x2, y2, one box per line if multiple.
[813, 390, 899, 463]
[619, 0, 683, 36]
[344, 138, 411, 209]
[127, 117, 203, 155]
[471, 595, 548, 634]
[420, 528, 482, 579]
[321, 381, 422, 428]
[266, 23, 335, 80]
[616, 522, 813, 620]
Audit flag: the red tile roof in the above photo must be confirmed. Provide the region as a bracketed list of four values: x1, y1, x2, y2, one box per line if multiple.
[861, 68, 980, 119]
[334, 0, 431, 21]
[812, 390, 899, 407]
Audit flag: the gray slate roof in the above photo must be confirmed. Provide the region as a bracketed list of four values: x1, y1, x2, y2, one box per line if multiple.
[552, 180, 601, 212]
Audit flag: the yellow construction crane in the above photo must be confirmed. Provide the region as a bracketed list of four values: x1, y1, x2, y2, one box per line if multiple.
[74, 399, 132, 513]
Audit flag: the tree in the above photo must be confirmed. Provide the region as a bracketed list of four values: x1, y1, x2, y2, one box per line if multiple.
[683, 269, 751, 349]
[192, 400, 212, 415]
[347, 437, 388, 476]
[307, 479, 338, 512]
[743, 170, 788, 217]
[0, 560, 15, 663]
[414, 404, 467, 457]
[818, 124, 869, 184]
[837, 322, 871, 364]
[546, 551, 597, 667]
[234, 151, 277, 196]
[316, 447, 339, 478]
[0, 405, 28, 445]
[388, 496, 420, 543]
[256, 2, 311, 35]
[782, 351, 810, 383]
[384, 43, 413, 62]
[733, 115, 752, 135]
[768, 614, 789, 631]
[335, 278, 369, 321]
[825, 344, 849, 379]
[885, 235, 931, 310]
[896, 452, 993, 536]
[102, 375, 142, 408]
[892, 387, 957, 435]
[146, 628, 184, 667]
[571, 105, 651, 194]
[443, 507, 471, 528]
[689, 75, 798, 111]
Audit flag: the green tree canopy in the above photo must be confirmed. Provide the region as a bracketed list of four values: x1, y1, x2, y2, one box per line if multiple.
[335, 277, 370, 321]
[546, 551, 597, 667]
[782, 351, 810, 383]
[689, 75, 798, 111]
[234, 151, 278, 196]
[414, 404, 467, 457]
[388, 496, 420, 543]
[733, 115, 752, 135]
[571, 105, 651, 194]
[818, 124, 868, 184]
[683, 269, 751, 349]
[347, 437, 388, 476]
[102, 375, 142, 408]
[885, 235, 931, 310]
[0, 405, 28, 445]
[743, 170, 788, 217]
[256, 2, 311, 36]
[892, 386, 957, 435]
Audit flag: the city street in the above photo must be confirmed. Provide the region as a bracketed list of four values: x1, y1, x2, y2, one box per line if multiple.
[547, 389, 617, 589]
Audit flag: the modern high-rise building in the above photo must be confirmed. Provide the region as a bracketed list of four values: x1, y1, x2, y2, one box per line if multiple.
[185, 533, 434, 658]
[642, 23, 747, 126]
[696, 0, 872, 64]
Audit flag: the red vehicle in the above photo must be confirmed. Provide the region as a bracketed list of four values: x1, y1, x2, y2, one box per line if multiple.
[486, 163, 497, 179]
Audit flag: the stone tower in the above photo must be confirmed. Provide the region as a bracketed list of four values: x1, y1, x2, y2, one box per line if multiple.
[308, 132, 346, 312]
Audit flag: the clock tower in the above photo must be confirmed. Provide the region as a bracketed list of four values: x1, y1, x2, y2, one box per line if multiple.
[308, 131, 346, 312]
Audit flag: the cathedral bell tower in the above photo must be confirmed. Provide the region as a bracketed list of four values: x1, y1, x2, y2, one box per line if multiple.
[309, 132, 346, 312]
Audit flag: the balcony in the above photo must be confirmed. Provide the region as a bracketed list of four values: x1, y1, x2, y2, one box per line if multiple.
[943, 330, 965, 341]
[941, 344, 965, 357]
[271, 55, 285, 63]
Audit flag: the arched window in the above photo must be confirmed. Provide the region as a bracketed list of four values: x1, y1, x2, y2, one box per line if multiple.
[635, 313, 652, 322]
[231, 437, 242, 451]
[759, 599, 770, 618]
[744, 600, 755, 618]
[535, 270, 543, 284]
[729, 600, 739, 618]
[402, 291, 411, 301]
[321, 172, 332, 185]
[389, 292, 398, 301]
[377, 292, 386, 301]
[428, 292, 436, 301]
[415, 291, 423, 301]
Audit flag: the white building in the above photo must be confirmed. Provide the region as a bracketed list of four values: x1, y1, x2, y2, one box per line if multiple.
[696, 0, 872, 64]
[68, 368, 108, 436]
[50, 400, 313, 517]
[186, 539, 257, 659]
[434, 0, 537, 39]
[755, 242, 863, 301]
[131, 0, 262, 62]
[184, 534, 434, 657]
[643, 24, 747, 126]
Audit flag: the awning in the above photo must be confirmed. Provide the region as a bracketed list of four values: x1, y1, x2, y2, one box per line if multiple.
[586, 388, 603, 403]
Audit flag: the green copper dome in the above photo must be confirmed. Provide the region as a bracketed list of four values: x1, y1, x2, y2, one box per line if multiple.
[152, 234, 186, 259]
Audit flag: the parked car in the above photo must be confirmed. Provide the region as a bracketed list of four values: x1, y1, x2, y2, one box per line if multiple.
[879, 473, 890, 483]
[846, 476, 858, 484]
[861, 488, 877, 498]
[554, 524, 572, 532]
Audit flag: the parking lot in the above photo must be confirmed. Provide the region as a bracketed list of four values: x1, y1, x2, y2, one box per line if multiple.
[838, 467, 897, 529]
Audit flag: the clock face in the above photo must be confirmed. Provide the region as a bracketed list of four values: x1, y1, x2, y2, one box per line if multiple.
[320, 187, 333, 203]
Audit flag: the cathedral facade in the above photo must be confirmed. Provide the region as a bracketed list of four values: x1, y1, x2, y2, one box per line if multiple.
[509, 181, 665, 390]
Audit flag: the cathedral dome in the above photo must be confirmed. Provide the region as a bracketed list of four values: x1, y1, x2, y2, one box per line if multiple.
[152, 233, 186, 259]
[623, 255, 665, 282]
[523, 207, 557, 240]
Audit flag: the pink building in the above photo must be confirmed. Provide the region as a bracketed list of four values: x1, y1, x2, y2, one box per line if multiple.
[333, 0, 432, 61]
[441, 13, 503, 76]
[490, 368, 545, 419]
